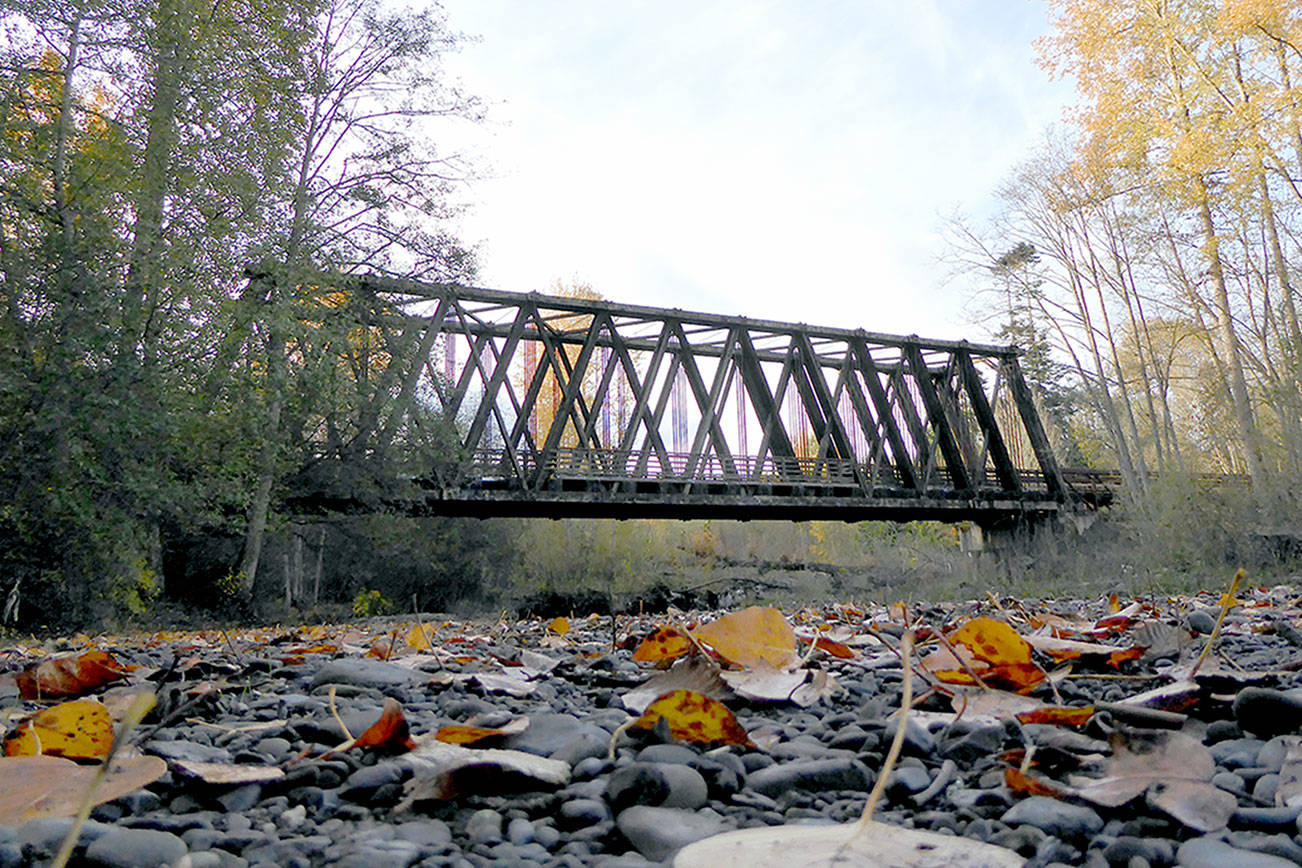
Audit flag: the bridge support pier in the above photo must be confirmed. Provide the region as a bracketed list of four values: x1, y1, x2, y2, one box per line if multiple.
[962, 510, 1096, 556]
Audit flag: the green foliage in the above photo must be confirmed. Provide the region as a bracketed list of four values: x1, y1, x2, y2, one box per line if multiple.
[351, 588, 397, 618]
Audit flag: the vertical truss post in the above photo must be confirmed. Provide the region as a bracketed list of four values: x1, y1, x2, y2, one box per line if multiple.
[956, 347, 1021, 492]
[903, 344, 972, 490]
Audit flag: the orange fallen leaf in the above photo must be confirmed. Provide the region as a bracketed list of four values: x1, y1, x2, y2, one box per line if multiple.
[691, 607, 798, 670]
[405, 623, 440, 652]
[352, 698, 416, 752]
[548, 617, 571, 636]
[435, 717, 529, 747]
[951, 618, 1033, 666]
[632, 689, 753, 747]
[1005, 766, 1067, 797]
[1108, 647, 1144, 667]
[1015, 706, 1095, 727]
[4, 699, 115, 759]
[799, 635, 855, 659]
[632, 626, 694, 662]
[15, 651, 129, 700]
[1107, 592, 1121, 613]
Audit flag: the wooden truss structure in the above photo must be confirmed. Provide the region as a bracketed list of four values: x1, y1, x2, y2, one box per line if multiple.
[297, 275, 1076, 525]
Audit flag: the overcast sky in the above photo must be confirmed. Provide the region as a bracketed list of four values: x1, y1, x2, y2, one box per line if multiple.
[438, 0, 1073, 340]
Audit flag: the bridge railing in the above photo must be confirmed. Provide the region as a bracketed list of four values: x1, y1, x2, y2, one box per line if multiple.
[467, 447, 1060, 493]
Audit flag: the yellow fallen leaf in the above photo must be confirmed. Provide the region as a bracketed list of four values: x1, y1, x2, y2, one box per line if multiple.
[690, 607, 798, 670]
[548, 617, 571, 636]
[632, 689, 753, 747]
[4, 699, 114, 760]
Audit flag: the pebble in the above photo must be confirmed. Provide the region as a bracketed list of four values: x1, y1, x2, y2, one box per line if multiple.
[746, 757, 873, 796]
[1233, 687, 1302, 737]
[1176, 836, 1299, 867]
[1001, 796, 1104, 839]
[615, 806, 729, 861]
[82, 828, 187, 868]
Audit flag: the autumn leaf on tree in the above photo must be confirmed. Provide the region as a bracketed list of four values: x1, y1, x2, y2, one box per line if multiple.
[631, 689, 753, 748]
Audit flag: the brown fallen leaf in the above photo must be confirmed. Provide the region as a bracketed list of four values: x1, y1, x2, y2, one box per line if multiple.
[1067, 729, 1234, 831]
[396, 740, 570, 806]
[0, 754, 166, 826]
[171, 760, 286, 785]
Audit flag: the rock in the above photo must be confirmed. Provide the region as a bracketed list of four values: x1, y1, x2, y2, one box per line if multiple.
[393, 819, 451, 848]
[551, 731, 609, 765]
[606, 763, 671, 812]
[882, 716, 936, 755]
[147, 740, 233, 764]
[1233, 688, 1302, 737]
[83, 828, 187, 868]
[216, 783, 262, 813]
[888, 764, 931, 794]
[1210, 737, 1265, 769]
[659, 764, 710, 809]
[1176, 836, 1299, 868]
[17, 818, 111, 855]
[341, 761, 405, 802]
[465, 808, 504, 845]
[504, 713, 606, 757]
[746, 758, 873, 797]
[1001, 796, 1103, 839]
[616, 806, 728, 861]
[1187, 609, 1218, 635]
[560, 798, 611, 828]
[309, 659, 423, 692]
[1100, 835, 1176, 865]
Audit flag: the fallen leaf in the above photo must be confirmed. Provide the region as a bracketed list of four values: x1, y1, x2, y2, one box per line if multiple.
[1005, 766, 1068, 797]
[1274, 737, 1302, 807]
[633, 625, 695, 663]
[469, 671, 538, 697]
[631, 689, 753, 748]
[720, 665, 809, 703]
[673, 819, 1022, 867]
[1015, 706, 1095, 727]
[1067, 729, 1233, 830]
[405, 623, 440, 652]
[3, 699, 114, 759]
[352, 698, 416, 752]
[397, 740, 570, 805]
[622, 657, 732, 714]
[692, 607, 799, 670]
[0, 754, 166, 826]
[547, 616, 571, 636]
[435, 717, 529, 747]
[171, 760, 286, 785]
[15, 651, 129, 700]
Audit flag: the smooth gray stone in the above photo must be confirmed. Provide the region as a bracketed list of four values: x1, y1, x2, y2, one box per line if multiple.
[506, 817, 535, 846]
[560, 798, 612, 827]
[1210, 737, 1265, 769]
[606, 763, 671, 812]
[746, 757, 873, 797]
[148, 740, 233, 764]
[331, 839, 422, 868]
[17, 818, 111, 854]
[882, 716, 937, 755]
[388, 820, 448, 849]
[465, 808, 504, 845]
[309, 659, 423, 692]
[889, 764, 932, 794]
[636, 744, 701, 765]
[550, 731, 609, 765]
[616, 806, 728, 861]
[1001, 796, 1103, 839]
[216, 784, 262, 813]
[1226, 831, 1302, 863]
[1176, 836, 1298, 868]
[506, 713, 607, 757]
[1234, 688, 1302, 738]
[83, 828, 187, 868]
[659, 764, 709, 810]
[1187, 609, 1218, 634]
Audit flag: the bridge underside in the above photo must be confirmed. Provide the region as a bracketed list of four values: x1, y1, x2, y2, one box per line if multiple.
[410, 483, 1064, 524]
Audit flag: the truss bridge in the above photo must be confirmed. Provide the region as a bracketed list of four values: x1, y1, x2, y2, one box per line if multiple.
[293, 275, 1090, 526]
